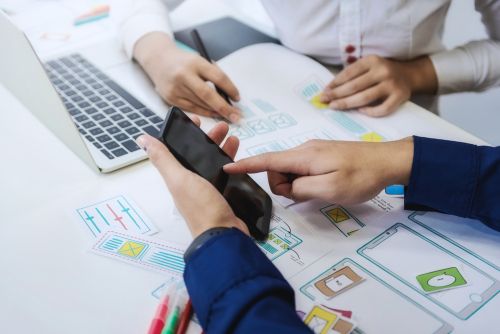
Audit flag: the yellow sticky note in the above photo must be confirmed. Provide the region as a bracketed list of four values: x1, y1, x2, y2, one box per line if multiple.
[310, 94, 329, 109]
[360, 131, 384, 142]
[118, 241, 146, 258]
[326, 207, 350, 224]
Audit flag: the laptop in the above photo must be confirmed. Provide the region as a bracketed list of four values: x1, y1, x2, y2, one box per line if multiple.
[0, 11, 165, 173]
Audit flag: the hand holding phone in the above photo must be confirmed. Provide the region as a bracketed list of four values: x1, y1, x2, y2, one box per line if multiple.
[157, 107, 272, 240]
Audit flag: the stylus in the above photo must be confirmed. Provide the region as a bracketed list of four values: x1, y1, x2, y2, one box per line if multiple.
[190, 29, 232, 105]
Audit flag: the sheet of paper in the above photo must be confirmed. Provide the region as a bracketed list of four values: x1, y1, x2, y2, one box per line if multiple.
[90, 230, 186, 276]
[75, 195, 159, 237]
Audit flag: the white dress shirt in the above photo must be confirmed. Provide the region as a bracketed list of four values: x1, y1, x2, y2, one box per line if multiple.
[121, 0, 500, 94]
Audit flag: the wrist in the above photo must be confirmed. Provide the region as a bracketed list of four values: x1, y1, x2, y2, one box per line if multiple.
[133, 32, 178, 79]
[382, 137, 414, 186]
[402, 56, 438, 94]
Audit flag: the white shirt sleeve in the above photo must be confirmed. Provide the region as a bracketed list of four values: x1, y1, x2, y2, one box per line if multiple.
[430, 0, 500, 93]
[120, 0, 174, 59]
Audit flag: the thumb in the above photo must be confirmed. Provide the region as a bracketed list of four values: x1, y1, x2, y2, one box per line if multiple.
[136, 134, 186, 185]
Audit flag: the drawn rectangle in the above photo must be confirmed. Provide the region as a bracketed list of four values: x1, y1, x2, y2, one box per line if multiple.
[268, 113, 297, 129]
[251, 98, 278, 113]
[229, 125, 254, 140]
[299, 258, 452, 334]
[246, 140, 289, 156]
[357, 223, 500, 319]
[320, 205, 365, 237]
[76, 195, 158, 237]
[256, 226, 302, 261]
[289, 129, 334, 146]
[91, 231, 186, 276]
[246, 118, 276, 134]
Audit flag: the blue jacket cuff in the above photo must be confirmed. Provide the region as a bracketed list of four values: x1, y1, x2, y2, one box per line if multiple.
[405, 136, 478, 217]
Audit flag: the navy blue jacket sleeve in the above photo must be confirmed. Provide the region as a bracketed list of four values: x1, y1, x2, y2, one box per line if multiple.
[405, 136, 500, 231]
[183, 228, 311, 334]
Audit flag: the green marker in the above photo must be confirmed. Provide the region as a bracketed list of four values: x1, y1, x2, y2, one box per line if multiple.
[161, 288, 188, 334]
[161, 306, 180, 334]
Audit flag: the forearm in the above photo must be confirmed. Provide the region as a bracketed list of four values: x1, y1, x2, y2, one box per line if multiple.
[405, 136, 500, 230]
[184, 228, 310, 333]
[399, 56, 438, 95]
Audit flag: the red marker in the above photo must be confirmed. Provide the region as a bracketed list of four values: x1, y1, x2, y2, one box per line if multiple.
[148, 294, 171, 334]
[175, 299, 193, 334]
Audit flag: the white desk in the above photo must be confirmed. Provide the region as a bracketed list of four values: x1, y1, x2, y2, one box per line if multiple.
[0, 1, 496, 333]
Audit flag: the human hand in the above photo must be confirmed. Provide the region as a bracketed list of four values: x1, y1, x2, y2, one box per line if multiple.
[224, 138, 414, 205]
[136, 117, 248, 238]
[320, 55, 437, 117]
[134, 32, 241, 122]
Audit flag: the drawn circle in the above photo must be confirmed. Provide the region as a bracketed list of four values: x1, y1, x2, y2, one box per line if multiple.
[470, 293, 482, 303]
[427, 273, 456, 287]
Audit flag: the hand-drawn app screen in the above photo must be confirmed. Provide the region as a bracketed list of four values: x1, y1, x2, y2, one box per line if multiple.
[300, 259, 450, 334]
[358, 224, 499, 319]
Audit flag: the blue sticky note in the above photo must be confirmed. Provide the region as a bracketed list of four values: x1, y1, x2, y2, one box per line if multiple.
[385, 184, 405, 197]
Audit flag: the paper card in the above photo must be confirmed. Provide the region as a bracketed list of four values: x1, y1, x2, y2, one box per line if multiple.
[90, 231, 186, 276]
[321, 306, 353, 319]
[320, 205, 365, 237]
[416, 267, 468, 294]
[314, 266, 364, 299]
[76, 195, 158, 238]
[304, 306, 339, 334]
[329, 317, 356, 334]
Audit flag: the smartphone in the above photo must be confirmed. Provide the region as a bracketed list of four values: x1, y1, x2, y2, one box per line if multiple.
[158, 107, 272, 240]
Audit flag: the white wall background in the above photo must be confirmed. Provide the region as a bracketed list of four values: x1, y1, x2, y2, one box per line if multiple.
[223, 0, 500, 145]
[440, 1, 500, 145]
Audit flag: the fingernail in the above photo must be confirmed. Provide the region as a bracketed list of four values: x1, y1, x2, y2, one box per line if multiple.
[223, 162, 235, 170]
[229, 113, 240, 123]
[136, 135, 148, 151]
[319, 93, 329, 103]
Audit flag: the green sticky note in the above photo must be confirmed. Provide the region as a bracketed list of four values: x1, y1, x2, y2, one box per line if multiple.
[416, 267, 467, 293]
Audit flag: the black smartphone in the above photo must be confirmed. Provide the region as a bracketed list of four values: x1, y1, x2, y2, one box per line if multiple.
[158, 107, 272, 240]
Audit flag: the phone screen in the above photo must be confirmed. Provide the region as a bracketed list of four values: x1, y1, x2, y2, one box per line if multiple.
[159, 107, 272, 240]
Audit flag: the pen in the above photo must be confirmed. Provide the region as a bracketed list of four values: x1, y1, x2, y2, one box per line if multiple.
[148, 291, 172, 334]
[190, 29, 232, 105]
[161, 289, 188, 334]
[175, 299, 193, 334]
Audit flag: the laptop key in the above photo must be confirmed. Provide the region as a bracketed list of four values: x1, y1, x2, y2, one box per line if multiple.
[106, 95, 118, 102]
[96, 102, 108, 109]
[150, 116, 164, 125]
[78, 128, 87, 135]
[104, 141, 119, 150]
[90, 128, 104, 135]
[85, 135, 95, 142]
[139, 108, 154, 117]
[68, 108, 81, 116]
[125, 127, 140, 136]
[98, 89, 110, 95]
[103, 108, 116, 115]
[122, 140, 141, 152]
[120, 106, 133, 113]
[93, 142, 102, 149]
[85, 107, 98, 115]
[114, 133, 128, 142]
[78, 102, 90, 108]
[100, 149, 115, 160]
[89, 96, 101, 103]
[106, 127, 120, 135]
[71, 96, 84, 102]
[82, 121, 96, 129]
[92, 114, 105, 121]
[111, 114, 124, 121]
[75, 115, 88, 122]
[97, 134, 112, 143]
[142, 125, 160, 137]
[99, 120, 113, 128]
[111, 148, 128, 157]
[113, 101, 125, 107]
[127, 113, 140, 120]
[135, 119, 148, 127]
[118, 120, 132, 128]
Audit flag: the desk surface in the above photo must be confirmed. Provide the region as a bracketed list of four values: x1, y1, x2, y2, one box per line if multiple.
[0, 1, 497, 333]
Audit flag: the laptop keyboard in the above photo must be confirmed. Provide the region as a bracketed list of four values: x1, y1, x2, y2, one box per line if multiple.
[44, 54, 164, 160]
